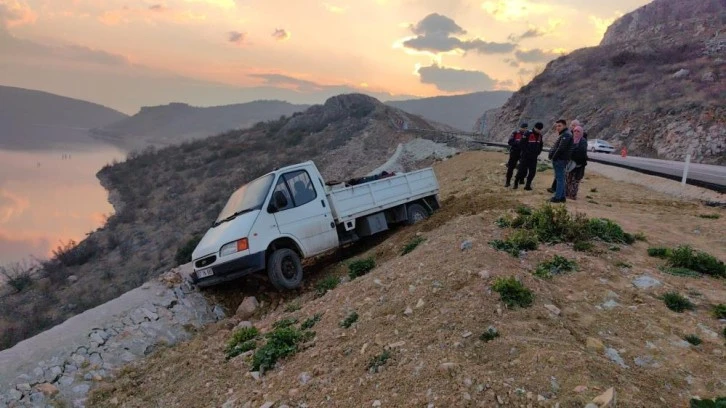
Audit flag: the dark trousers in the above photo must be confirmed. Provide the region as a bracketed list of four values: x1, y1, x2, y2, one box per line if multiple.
[515, 158, 537, 186]
[505, 152, 520, 184]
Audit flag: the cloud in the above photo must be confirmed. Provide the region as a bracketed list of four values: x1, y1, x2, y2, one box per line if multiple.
[0, 29, 130, 66]
[514, 48, 561, 63]
[401, 13, 515, 55]
[148, 4, 168, 12]
[0, 0, 37, 28]
[228, 30, 245, 44]
[98, 5, 206, 26]
[416, 63, 498, 92]
[517, 67, 533, 76]
[0, 231, 50, 264]
[504, 58, 520, 68]
[322, 2, 346, 13]
[272, 28, 290, 41]
[249, 73, 325, 92]
[481, 0, 552, 22]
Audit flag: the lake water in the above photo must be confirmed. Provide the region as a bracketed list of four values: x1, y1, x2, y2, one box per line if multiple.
[0, 142, 127, 265]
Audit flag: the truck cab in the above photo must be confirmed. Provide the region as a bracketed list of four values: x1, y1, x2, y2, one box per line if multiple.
[191, 161, 337, 289]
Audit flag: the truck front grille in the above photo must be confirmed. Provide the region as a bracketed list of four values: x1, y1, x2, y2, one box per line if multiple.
[195, 255, 217, 268]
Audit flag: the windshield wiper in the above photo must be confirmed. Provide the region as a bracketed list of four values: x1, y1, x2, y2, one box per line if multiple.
[212, 208, 254, 228]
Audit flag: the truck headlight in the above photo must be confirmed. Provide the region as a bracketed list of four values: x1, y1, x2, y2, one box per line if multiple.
[220, 238, 249, 257]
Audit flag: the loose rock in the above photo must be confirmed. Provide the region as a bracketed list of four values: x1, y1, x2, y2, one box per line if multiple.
[236, 297, 259, 319]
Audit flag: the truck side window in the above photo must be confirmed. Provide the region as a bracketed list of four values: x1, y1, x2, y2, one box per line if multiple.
[283, 170, 317, 207]
[271, 177, 293, 212]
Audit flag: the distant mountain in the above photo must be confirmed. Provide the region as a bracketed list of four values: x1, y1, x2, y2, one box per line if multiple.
[386, 91, 512, 131]
[91, 100, 311, 150]
[475, 0, 725, 164]
[0, 85, 128, 150]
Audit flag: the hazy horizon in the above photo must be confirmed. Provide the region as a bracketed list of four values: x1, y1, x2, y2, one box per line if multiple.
[1, 0, 651, 114]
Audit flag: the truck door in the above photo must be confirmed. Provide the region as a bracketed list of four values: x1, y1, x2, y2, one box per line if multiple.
[270, 169, 338, 256]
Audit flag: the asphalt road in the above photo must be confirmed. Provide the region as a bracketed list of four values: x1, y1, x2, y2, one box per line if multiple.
[587, 152, 726, 192]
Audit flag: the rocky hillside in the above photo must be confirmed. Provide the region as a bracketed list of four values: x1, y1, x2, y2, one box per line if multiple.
[0, 86, 127, 150]
[85, 151, 726, 408]
[90, 100, 310, 150]
[386, 91, 511, 131]
[0, 93, 465, 352]
[475, 0, 725, 165]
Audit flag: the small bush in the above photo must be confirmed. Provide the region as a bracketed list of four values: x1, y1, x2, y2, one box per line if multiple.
[490, 230, 538, 257]
[285, 301, 301, 313]
[0, 261, 35, 292]
[367, 350, 391, 373]
[301, 313, 322, 330]
[690, 397, 726, 408]
[713, 304, 726, 319]
[496, 217, 512, 228]
[480, 326, 500, 342]
[668, 246, 725, 278]
[662, 292, 695, 313]
[492, 277, 534, 308]
[340, 311, 359, 328]
[225, 327, 260, 360]
[512, 204, 588, 244]
[348, 258, 376, 279]
[53, 239, 99, 267]
[251, 326, 312, 372]
[315, 275, 339, 297]
[660, 266, 702, 278]
[698, 214, 721, 219]
[175, 235, 202, 266]
[634, 232, 648, 242]
[587, 218, 635, 244]
[401, 237, 425, 256]
[648, 247, 671, 258]
[272, 317, 298, 329]
[516, 205, 532, 216]
[574, 241, 594, 252]
[684, 335, 702, 346]
[534, 255, 578, 279]
[537, 162, 552, 172]
[615, 261, 632, 269]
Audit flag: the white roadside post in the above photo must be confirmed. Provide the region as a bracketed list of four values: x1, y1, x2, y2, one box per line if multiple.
[681, 146, 693, 186]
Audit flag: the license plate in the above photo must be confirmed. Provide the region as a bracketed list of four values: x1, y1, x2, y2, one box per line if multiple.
[196, 268, 213, 278]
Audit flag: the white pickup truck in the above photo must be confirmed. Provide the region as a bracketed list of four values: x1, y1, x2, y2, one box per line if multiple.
[190, 160, 440, 289]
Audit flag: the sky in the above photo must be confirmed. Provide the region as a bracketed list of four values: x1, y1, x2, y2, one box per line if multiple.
[0, 0, 651, 114]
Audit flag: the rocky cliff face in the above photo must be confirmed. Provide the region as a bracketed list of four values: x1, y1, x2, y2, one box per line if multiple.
[475, 0, 726, 164]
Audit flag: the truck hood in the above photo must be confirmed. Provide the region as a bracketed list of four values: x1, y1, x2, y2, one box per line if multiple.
[191, 210, 259, 260]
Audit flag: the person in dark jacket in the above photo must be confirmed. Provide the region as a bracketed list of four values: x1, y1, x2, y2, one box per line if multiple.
[548, 119, 573, 203]
[513, 122, 544, 190]
[566, 126, 588, 199]
[505, 123, 529, 187]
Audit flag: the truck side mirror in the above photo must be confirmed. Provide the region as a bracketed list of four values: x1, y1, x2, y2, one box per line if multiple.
[268, 191, 288, 213]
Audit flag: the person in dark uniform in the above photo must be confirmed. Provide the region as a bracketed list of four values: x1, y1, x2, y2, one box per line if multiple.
[505, 123, 529, 187]
[513, 122, 544, 190]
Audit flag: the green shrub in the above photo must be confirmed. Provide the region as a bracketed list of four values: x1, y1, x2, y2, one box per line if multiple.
[648, 247, 671, 258]
[225, 327, 260, 360]
[348, 258, 376, 279]
[495, 216, 512, 228]
[690, 397, 726, 408]
[574, 241, 594, 252]
[668, 246, 725, 278]
[587, 218, 635, 244]
[272, 317, 298, 329]
[285, 301, 301, 313]
[401, 237, 426, 256]
[251, 326, 313, 372]
[301, 313, 322, 330]
[340, 311, 359, 328]
[662, 292, 695, 313]
[536, 163, 552, 172]
[634, 232, 648, 242]
[534, 255, 578, 279]
[492, 277, 534, 308]
[512, 204, 588, 244]
[713, 304, 726, 319]
[659, 266, 702, 278]
[367, 350, 391, 373]
[516, 205, 532, 216]
[698, 214, 721, 219]
[175, 235, 202, 266]
[479, 326, 500, 342]
[315, 275, 339, 297]
[490, 230, 538, 257]
[684, 334, 702, 346]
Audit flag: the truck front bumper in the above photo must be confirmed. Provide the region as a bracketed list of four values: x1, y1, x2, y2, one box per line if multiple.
[191, 251, 266, 287]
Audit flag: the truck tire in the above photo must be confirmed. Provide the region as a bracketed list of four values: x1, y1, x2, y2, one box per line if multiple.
[406, 203, 428, 225]
[267, 248, 303, 290]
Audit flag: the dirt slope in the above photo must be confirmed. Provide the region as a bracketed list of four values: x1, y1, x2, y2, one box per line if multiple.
[87, 151, 725, 408]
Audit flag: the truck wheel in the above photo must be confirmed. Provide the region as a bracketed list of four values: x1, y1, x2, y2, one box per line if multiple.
[406, 203, 428, 225]
[267, 248, 303, 290]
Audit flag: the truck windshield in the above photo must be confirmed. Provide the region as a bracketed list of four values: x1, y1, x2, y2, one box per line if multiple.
[213, 174, 274, 227]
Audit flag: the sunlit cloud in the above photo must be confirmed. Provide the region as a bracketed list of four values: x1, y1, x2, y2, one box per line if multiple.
[322, 2, 346, 13]
[514, 47, 565, 63]
[481, 0, 553, 22]
[415, 63, 502, 92]
[98, 5, 206, 26]
[0, 0, 37, 28]
[0, 189, 29, 224]
[272, 28, 290, 41]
